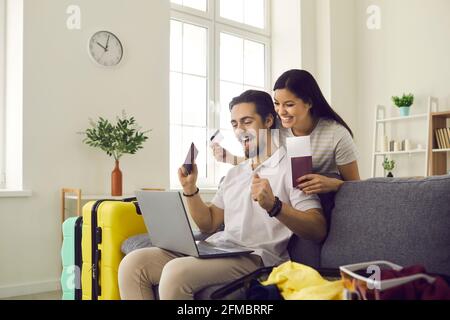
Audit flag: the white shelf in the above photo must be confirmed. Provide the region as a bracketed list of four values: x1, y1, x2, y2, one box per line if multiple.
[432, 149, 450, 153]
[65, 194, 136, 200]
[371, 101, 436, 178]
[0, 190, 33, 198]
[376, 114, 428, 123]
[375, 150, 426, 156]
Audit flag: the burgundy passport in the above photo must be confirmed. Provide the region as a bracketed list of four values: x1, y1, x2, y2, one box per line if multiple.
[291, 156, 313, 188]
[286, 136, 313, 188]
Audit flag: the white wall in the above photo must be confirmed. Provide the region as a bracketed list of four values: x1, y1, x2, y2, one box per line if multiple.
[299, 0, 317, 76]
[273, 0, 358, 145]
[329, 0, 357, 139]
[315, 0, 332, 102]
[355, 0, 450, 178]
[0, 0, 169, 298]
[271, 0, 302, 85]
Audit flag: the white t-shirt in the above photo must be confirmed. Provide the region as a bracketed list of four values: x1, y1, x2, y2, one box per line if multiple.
[208, 146, 322, 266]
[280, 118, 358, 176]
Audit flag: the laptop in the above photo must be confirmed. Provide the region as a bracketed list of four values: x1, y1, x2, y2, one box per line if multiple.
[135, 191, 254, 259]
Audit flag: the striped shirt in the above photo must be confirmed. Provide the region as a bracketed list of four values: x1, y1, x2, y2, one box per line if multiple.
[280, 118, 358, 176]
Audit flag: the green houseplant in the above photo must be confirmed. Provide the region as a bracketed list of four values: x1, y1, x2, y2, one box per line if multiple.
[80, 112, 151, 196]
[392, 93, 414, 117]
[383, 158, 396, 178]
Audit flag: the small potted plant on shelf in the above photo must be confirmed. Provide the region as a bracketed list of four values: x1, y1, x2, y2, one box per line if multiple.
[392, 93, 414, 117]
[383, 158, 396, 178]
[79, 111, 151, 197]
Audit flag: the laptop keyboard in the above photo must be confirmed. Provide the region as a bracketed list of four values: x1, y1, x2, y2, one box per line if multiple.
[198, 245, 230, 255]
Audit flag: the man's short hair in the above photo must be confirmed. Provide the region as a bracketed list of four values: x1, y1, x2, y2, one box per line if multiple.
[229, 90, 277, 129]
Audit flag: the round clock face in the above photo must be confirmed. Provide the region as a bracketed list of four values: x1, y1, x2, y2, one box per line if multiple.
[88, 31, 123, 67]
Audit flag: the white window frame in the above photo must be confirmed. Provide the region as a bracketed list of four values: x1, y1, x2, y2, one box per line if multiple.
[171, 0, 214, 20]
[214, 23, 271, 153]
[0, 0, 7, 189]
[215, 0, 271, 37]
[170, 10, 215, 187]
[0, 0, 29, 196]
[170, 0, 271, 189]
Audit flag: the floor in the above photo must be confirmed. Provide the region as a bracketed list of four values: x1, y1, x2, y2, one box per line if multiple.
[2, 291, 61, 300]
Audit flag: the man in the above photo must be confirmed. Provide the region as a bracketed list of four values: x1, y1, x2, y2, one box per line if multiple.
[118, 90, 326, 300]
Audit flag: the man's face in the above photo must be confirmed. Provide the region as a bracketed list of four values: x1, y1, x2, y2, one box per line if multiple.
[230, 103, 272, 159]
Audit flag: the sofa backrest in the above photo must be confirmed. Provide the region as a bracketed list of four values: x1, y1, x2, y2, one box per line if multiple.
[320, 176, 450, 275]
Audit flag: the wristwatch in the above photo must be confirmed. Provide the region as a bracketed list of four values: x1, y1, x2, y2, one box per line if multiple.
[267, 197, 283, 218]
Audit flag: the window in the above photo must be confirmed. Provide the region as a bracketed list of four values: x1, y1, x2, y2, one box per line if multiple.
[0, 0, 24, 193]
[171, 0, 208, 12]
[170, 0, 270, 189]
[0, 0, 6, 189]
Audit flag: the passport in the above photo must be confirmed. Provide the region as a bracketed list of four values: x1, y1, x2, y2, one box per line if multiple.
[286, 136, 313, 188]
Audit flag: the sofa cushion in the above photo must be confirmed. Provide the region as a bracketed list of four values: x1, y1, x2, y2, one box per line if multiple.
[321, 176, 450, 275]
[121, 234, 152, 256]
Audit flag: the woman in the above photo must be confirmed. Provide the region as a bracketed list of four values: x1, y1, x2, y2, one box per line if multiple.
[212, 69, 360, 195]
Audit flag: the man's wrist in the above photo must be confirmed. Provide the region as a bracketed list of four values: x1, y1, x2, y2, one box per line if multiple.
[183, 186, 198, 196]
[267, 197, 283, 218]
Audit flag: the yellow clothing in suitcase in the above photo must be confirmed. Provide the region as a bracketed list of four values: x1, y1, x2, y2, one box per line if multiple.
[82, 200, 147, 300]
[262, 262, 344, 300]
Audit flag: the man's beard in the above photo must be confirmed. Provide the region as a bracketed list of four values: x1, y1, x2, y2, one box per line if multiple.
[242, 131, 268, 160]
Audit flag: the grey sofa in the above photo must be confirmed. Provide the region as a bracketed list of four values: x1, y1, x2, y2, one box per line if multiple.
[123, 176, 450, 299]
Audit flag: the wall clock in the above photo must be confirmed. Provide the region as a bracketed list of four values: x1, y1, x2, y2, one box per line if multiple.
[88, 31, 123, 67]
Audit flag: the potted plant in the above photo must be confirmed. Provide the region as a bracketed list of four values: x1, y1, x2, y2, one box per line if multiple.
[392, 93, 414, 117]
[383, 158, 396, 178]
[79, 111, 151, 196]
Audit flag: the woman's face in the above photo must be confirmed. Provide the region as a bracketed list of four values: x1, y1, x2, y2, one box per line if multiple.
[274, 89, 312, 129]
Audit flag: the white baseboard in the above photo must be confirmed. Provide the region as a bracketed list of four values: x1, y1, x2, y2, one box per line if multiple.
[0, 279, 61, 299]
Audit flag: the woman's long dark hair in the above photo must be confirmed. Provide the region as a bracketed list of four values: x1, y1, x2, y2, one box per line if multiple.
[273, 69, 353, 137]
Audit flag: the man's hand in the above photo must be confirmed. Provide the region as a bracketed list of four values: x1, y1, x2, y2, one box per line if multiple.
[297, 174, 344, 195]
[251, 174, 276, 212]
[178, 163, 198, 195]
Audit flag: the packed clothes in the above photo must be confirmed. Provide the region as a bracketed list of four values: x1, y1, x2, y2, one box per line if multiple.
[379, 265, 450, 300]
[261, 262, 344, 300]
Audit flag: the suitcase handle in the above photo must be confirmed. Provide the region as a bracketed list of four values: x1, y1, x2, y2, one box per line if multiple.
[94, 249, 102, 297]
[122, 198, 142, 215]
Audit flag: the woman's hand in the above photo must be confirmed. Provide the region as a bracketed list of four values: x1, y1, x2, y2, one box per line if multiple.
[297, 174, 344, 195]
[178, 164, 198, 195]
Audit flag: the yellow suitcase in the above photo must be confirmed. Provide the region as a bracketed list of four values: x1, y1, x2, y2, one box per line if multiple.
[81, 199, 147, 300]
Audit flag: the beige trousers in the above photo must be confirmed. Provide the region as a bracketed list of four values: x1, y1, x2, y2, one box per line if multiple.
[118, 247, 264, 300]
